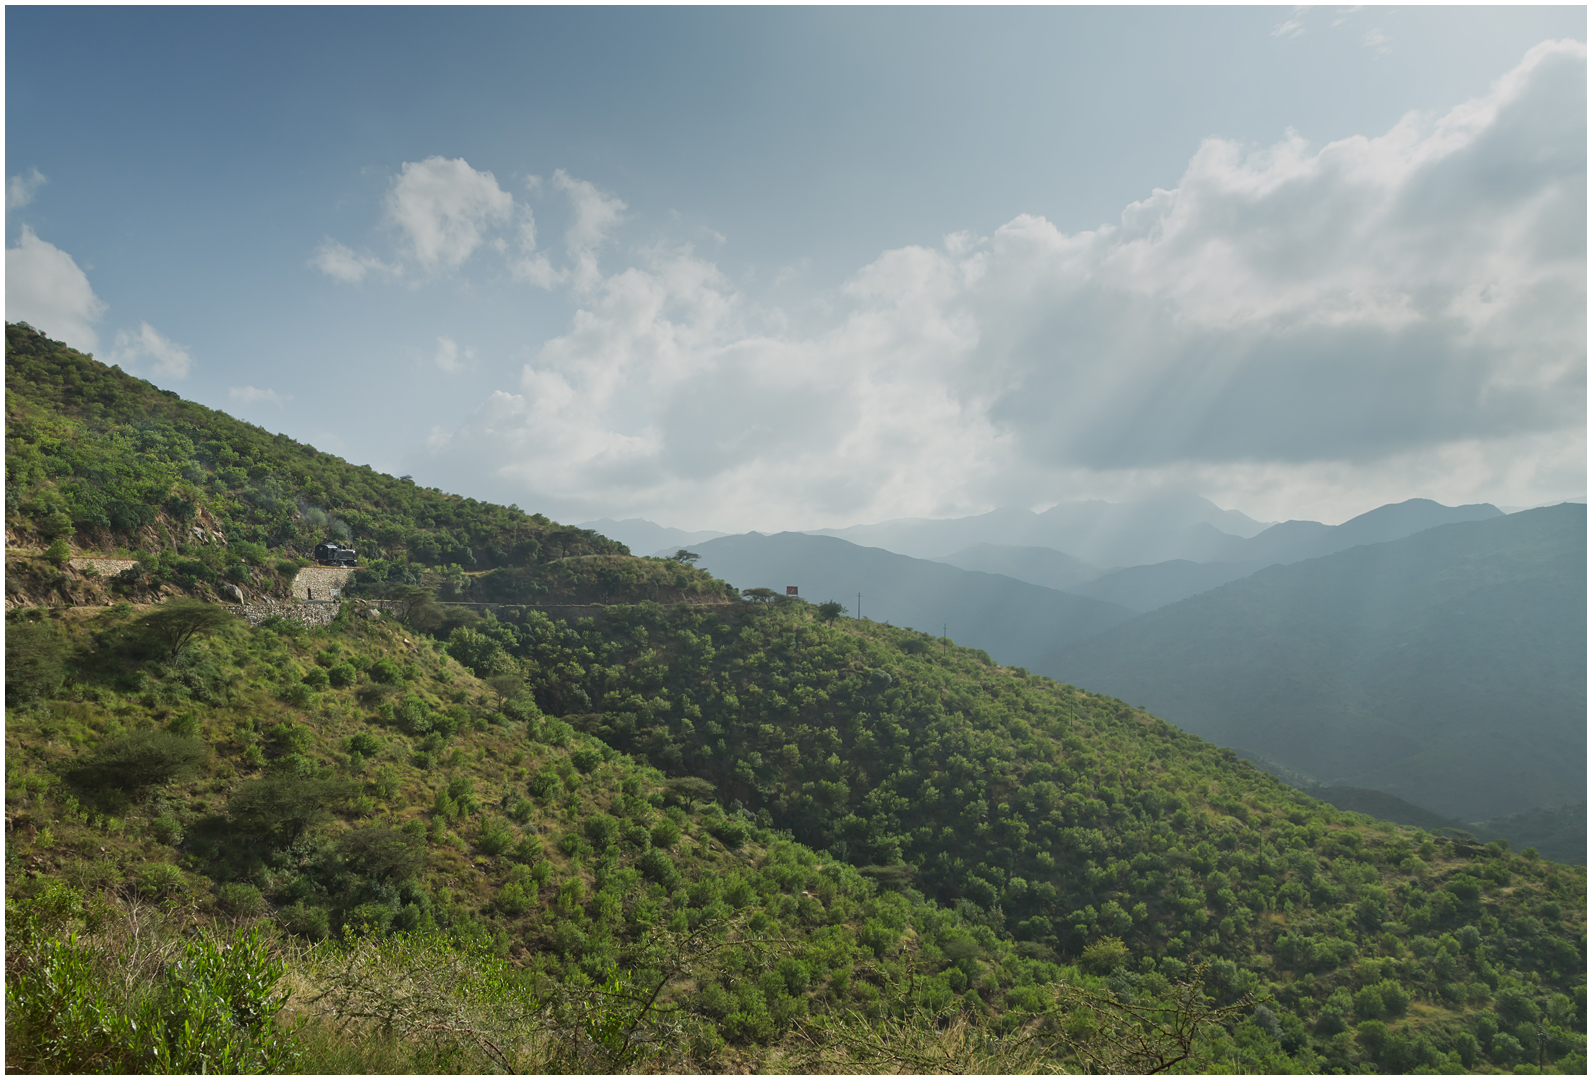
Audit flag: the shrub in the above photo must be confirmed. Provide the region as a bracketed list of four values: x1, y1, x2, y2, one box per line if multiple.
[638, 848, 681, 889]
[1080, 936, 1130, 975]
[217, 882, 265, 917]
[148, 815, 185, 847]
[497, 881, 536, 916]
[478, 819, 515, 856]
[650, 818, 681, 849]
[136, 863, 187, 899]
[345, 732, 382, 757]
[278, 901, 331, 940]
[68, 731, 207, 793]
[583, 814, 619, 849]
[302, 668, 331, 691]
[327, 662, 357, 688]
[4, 926, 300, 1073]
[228, 777, 352, 841]
[369, 659, 403, 684]
[570, 746, 602, 773]
[44, 539, 71, 567]
[5, 620, 66, 703]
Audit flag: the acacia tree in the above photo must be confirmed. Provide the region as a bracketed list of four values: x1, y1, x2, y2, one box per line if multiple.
[139, 597, 234, 659]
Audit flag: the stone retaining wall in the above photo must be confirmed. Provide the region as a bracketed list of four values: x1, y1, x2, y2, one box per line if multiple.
[68, 558, 138, 576]
[289, 566, 356, 601]
[228, 598, 344, 629]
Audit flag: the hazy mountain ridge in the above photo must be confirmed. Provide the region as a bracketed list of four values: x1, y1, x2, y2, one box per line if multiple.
[679, 531, 1137, 671]
[806, 494, 1272, 564]
[1062, 559, 1269, 613]
[1041, 505, 1587, 822]
[577, 517, 727, 556]
[931, 543, 1104, 591]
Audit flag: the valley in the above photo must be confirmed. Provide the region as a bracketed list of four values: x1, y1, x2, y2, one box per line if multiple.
[6, 322, 1587, 1074]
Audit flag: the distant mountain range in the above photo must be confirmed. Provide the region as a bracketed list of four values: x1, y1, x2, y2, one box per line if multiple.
[806, 494, 1272, 565]
[578, 517, 726, 555]
[595, 495, 1586, 828]
[1039, 504, 1587, 822]
[932, 543, 1103, 592]
[679, 531, 1136, 671]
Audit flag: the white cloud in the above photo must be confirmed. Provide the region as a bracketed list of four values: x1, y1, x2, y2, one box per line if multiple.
[1271, 11, 1307, 40]
[422, 41, 1585, 529]
[312, 239, 400, 283]
[553, 168, 627, 291]
[432, 336, 474, 374]
[7, 168, 47, 210]
[108, 322, 194, 380]
[229, 385, 291, 407]
[4, 226, 106, 351]
[384, 156, 514, 271]
[1362, 27, 1391, 56]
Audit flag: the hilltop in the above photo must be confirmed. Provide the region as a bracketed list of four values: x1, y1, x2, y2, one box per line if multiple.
[6, 324, 1587, 1074]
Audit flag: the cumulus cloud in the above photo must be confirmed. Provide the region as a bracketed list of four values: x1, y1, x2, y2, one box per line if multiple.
[384, 156, 514, 271]
[553, 168, 627, 291]
[229, 385, 291, 406]
[432, 336, 474, 373]
[5, 226, 107, 351]
[422, 41, 1586, 528]
[312, 239, 401, 283]
[108, 322, 194, 380]
[7, 167, 47, 210]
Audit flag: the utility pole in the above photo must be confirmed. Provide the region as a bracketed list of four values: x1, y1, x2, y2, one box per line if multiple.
[857, 592, 862, 621]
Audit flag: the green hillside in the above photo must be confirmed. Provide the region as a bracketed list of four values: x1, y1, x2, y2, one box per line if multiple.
[1042, 507, 1587, 823]
[6, 325, 1587, 1074]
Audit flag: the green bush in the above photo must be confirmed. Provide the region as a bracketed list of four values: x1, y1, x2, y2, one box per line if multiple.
[328, 662, 358, 688]
[5, 926, 299, 1073]
[5, 620, 66, 703]
[67, 731, 207, 793]
[148, 815, 185, 847]
[570, 746, 603, 773]
[583, 813, 619, 849]
[216, 882, 265, 917]
[369, 659, 403, 684]
[302, 667, 331, 691]
[649, 818, 681, 849]
[478, 819, 515, 856]
[277, 902, 331, 941]
[45, 539, 71, 566]
[136, 863, 187, 899]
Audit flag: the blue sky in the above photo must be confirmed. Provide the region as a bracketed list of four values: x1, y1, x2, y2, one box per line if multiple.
[6, 6, 1586, 531]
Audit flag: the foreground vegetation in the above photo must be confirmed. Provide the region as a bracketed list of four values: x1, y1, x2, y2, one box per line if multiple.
[6, 323, 1587, 1072]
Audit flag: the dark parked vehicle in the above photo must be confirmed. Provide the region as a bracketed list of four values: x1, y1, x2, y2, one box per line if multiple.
[314, 540, 357, 566]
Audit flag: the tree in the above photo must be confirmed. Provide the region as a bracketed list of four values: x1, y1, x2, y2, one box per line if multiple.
[669, 550, 699, 564]
[485, 674, 525, 707]
[817, 600, 845, 622]
[140, 597, 234, 659]
[388, 585, 443, 634]
[44, 539, 71, 567]
[67, 731, 207, 793]
[741, 587, 777, 603]
[5, 620, 66, 702]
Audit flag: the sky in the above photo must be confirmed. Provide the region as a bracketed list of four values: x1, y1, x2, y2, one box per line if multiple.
[6, 6, 1586, 532]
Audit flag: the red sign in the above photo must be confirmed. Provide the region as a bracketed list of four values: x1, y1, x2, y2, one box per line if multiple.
[786, 586, 798, 596]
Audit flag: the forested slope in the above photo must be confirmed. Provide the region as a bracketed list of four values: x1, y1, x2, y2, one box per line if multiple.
[6, 325, 1587, 1074]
